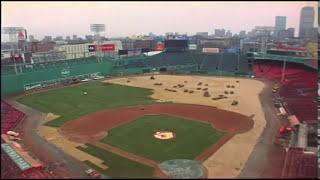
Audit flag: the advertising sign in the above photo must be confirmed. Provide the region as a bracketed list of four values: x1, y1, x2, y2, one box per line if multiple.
[88, 45, 96, 52]
[141, 48, 150, 53]
[156, 43, 165, 51]
[202, 48, 219, 53]
[276, 44, 306, 51]
[188, 44, 197, 50]
[165, 40, 188, 48]
[224, 48, 240, 53]
[128, 49, 142, 56]
[96, 44, 115, 52]
[118, 50, 128, 55]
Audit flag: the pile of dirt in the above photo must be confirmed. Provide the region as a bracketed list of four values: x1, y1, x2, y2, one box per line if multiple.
[165, 88, 177, 92]
[203, 92, 210, 97]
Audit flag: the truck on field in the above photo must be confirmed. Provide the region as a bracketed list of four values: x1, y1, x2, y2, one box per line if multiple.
[85, 169, 101, 179]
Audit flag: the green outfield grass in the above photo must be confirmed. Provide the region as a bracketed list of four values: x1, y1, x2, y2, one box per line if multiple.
[101, 115, 225, 162]
[17, 82, 157, 127]
[77, 144, 155, 178]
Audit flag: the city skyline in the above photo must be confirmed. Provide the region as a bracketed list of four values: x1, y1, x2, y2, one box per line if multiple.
[1, 1, 318, 41]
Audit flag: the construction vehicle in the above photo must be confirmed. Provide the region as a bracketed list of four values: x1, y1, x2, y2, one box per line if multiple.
[85, 169, 101, 179]
[6, 131, 19, 137]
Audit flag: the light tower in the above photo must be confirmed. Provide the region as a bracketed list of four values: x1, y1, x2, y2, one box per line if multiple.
[90, 24, 105, 62]
[2, 27, 25, 43]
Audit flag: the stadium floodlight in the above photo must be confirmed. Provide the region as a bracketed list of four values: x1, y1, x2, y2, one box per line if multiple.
[2, 27, 25, 43]
[90, 24, 105, 41]
[90, 24, 105, 62]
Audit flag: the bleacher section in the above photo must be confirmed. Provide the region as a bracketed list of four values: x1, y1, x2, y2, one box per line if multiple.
[21, 167, 54, 179]
[281, 147, 317, 178]
[1, 101, 55, 179]
[1, 149, 54, 179]
[1, 101, 26, 133]
[121, 51, 249, 75]
[253, 60, 317, 124]
[144, 52, 197, 67]
[200, 54, 220, 71]
[252, 59, 317, 179]
[1, 148, 23, 179]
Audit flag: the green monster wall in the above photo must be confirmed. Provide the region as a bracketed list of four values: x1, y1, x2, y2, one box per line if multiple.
[1, 61, 114, 96]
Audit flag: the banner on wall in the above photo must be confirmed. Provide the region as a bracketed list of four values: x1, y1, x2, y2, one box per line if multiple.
[96, 44, 115, 52]
[202, 48, 219, 53]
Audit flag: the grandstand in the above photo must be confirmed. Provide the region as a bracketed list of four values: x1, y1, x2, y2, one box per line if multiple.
[251, 51, 317, 179]
[281, 147, 317, 179]
[1, 101, 55, 179]
[1, 101, 25, 133]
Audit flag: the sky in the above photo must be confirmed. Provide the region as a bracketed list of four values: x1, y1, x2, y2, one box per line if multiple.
[1, 1, 318, 41]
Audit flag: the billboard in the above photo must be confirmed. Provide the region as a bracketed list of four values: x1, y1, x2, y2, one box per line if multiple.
[276, 44, 306, 52]
[156, 43, 165, 51]
[188, 44, 197, 50]
[141, 48, 150, 53]
[224, 48, 240, 53]
[96, 44, 115, 52]
[164, 40, 188, 48]
[202, 48, 219, 53]
[128, 49, 142, 56]
[88, 45, 96, 52]
[118, 50, 128, 55]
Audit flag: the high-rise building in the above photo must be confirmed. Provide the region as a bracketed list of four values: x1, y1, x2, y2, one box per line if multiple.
[196, 32, 209, 37]
[239, 30, 246, 38]
[42, 36, 52, 42]
[226, 30, 232, 37]
[275, 16, 287, 37]
[53, 36, 63, 41]
[275, 16, 287, 31]
[299, 6, 315, 39]
[85, 35, 94, 41]
[72, 35, 77, 40]
[287, 28, 295, 38]
[214, 29, 225, 37]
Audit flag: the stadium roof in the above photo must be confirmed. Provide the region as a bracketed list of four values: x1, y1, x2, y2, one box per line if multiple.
[1, 143, 32, 171]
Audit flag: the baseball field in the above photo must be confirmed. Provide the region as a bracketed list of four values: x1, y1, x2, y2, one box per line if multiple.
[16, 74, 266, 178]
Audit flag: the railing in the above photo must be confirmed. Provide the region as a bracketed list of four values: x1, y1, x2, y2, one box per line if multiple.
[251, 53, 316, 69]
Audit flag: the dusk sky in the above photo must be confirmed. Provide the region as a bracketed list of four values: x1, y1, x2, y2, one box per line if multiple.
[1, 1, 318, 41]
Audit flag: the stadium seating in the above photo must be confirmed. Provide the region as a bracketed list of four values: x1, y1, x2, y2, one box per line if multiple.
[199, 54, 220, 71]
[281, 147, 317, 179]
[1, 101, 55, 179]
[1, 151, 54, 179]
[141, 52, 196, 67]
[253, 60, 317, 124]
[20, 167, 54, 179]
[220, 53, 238, 71]
[1, 101, 26, 134]
[1, 149, 23, 179]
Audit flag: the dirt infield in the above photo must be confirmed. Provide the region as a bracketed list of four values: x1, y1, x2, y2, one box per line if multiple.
[105, 75, 266, 178]
[60, 103, 253, 178]
[61, 103, 253, 143]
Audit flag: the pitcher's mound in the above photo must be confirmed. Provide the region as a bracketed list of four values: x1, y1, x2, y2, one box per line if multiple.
[154, 131, 175, 140]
